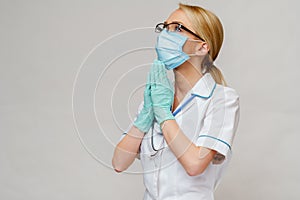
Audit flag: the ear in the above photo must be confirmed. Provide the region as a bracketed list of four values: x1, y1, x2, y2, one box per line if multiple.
[195, 42, 210, 56]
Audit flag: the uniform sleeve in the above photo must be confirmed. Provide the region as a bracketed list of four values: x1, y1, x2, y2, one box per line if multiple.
[195, 87, 240, 164]
[117, 101, 144, 160]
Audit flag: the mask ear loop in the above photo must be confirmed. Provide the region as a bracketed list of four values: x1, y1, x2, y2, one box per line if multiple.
[183, 39, 212, 74]
[184, 39, 206, 57]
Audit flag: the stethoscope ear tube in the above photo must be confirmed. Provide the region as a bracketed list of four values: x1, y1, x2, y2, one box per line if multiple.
[150, 94, 197, 156]
[150, 125, 165, 156]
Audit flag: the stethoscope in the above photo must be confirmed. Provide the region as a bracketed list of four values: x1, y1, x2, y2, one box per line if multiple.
[150, 83, 216, 157]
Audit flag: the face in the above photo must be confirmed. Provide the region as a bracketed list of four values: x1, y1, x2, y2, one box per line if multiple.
[165, 9, 209, 57]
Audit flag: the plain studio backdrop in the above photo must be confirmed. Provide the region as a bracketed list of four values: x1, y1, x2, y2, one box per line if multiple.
[0, 0, 299, 199]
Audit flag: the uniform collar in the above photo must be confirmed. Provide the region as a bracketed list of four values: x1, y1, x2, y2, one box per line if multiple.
[170, 73, 216, 117]
[190, 72, 216, 99]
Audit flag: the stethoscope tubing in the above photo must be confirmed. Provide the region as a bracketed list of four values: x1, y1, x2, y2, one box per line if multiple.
[150, 83, 217, 155]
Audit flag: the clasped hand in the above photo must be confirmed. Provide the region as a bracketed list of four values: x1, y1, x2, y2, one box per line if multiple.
[133, 59, 175, 133]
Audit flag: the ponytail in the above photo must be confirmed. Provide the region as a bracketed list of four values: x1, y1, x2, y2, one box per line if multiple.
[207, 64, 227, 86]
[202, 54, 227, 86]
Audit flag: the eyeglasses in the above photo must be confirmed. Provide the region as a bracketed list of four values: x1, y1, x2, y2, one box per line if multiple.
[155, 22, 205, 42]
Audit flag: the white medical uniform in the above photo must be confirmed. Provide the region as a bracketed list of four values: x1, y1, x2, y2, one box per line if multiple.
[119, 72, 240, 200]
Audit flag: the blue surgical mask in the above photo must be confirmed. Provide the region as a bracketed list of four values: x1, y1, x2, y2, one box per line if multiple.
[155, 29, 190, 70]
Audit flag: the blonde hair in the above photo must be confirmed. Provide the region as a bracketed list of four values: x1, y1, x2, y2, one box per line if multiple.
[179, 3, 227, 86]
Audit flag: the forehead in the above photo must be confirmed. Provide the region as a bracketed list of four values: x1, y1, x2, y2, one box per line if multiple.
[165, 9, 193, 28]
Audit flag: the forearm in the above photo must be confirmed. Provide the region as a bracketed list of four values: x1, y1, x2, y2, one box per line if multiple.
[112, 126, 144, 172]
[161, 120, 216, 176]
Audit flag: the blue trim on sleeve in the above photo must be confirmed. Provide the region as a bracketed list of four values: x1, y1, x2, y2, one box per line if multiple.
[198, 134, 231, 150]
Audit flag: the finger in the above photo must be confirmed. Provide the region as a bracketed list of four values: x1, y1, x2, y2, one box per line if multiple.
[156, 60, 166, 87]
[156, 60, 163, 83]
[144, 73, 152, 107]
[157, 66, 169, 88]
[153, 59, 160, 85]
[159, 64, 168, 85]
[146, 71, 151, 89]
[150, 61, 156, 88]
[167, 77, 174, 89]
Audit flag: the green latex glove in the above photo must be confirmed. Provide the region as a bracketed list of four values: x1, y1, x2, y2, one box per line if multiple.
[133, 72, 154, 133]
[150, 59, 175, 125]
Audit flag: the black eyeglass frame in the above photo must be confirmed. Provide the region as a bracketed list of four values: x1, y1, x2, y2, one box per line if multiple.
[155, 22, 205, 42]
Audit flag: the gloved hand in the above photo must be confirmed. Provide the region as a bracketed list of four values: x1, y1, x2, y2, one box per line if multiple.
[133, 72, 154, 133]
[150, 59, 175, 125]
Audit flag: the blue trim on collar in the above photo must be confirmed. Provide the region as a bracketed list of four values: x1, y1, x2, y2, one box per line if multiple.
[191, 82, 216, 99]
[172, 83, 217, 117]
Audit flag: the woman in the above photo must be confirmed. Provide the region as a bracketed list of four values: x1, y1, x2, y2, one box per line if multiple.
[112, 3, 240, 200]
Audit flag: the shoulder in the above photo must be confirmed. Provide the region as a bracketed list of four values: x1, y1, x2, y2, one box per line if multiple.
[206, 84, 240, 112]
[213, 84, 240, 103]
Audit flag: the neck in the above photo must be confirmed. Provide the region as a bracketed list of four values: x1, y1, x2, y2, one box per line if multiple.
[173, 62, 203, 99]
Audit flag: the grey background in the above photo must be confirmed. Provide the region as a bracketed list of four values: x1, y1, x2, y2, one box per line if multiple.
[0, 0, 299, 199]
